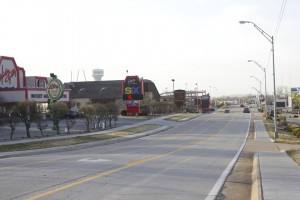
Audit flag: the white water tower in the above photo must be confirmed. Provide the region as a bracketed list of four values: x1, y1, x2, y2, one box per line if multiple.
[92, 69, 104, 81]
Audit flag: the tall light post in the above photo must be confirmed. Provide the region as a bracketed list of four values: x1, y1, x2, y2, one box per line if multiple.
[250, 76, 261, 93]
[171, 79, 175, 102]
[250, 75, 262, 109]
[240, 20, 278, 138]
[248, 60, 268, 118]
[171, 79, 175, 92]
[213, 87, 218, 107]
[252, 86, 261, 107]
[195, 83, 199, 112]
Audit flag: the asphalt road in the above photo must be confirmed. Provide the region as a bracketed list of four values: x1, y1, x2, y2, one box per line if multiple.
[0, 108, 250, 200]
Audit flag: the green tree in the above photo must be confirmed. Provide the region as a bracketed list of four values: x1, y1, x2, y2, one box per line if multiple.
[80, 105, 96, 132]
[16, 101, 38, 138]
[48, 102, 68, 135]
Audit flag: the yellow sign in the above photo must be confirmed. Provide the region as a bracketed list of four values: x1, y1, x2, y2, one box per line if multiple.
[291, 87, 300, 112]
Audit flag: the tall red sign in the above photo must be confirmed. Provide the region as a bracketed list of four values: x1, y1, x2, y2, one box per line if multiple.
[122, 76, 144, 100]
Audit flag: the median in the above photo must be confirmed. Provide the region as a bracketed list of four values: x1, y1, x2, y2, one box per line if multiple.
[0, 124, 162, 152]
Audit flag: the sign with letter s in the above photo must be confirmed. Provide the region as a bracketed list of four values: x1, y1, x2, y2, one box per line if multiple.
[122, 76, 144, 100]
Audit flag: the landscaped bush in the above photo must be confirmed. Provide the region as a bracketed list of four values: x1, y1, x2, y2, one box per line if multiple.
[120, 110, 127, 116]
[288, 123, 299, 132]
[292, 127, 300, 138]
[278, 116, 287, 126]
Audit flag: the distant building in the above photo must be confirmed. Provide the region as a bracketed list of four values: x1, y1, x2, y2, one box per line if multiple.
[64, 79, 160, 112]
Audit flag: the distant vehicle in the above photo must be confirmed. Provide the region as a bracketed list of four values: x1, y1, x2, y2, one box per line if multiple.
[243, 108, 250, 113]
[201, 95, 210, 113]
[224, 109, 230, 113]
[240, 104, 245, 107]
[65, 111, 82, 119]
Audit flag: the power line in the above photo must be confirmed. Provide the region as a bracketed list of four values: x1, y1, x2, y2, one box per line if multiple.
[274, 0, 288, 39]
[265, 0, 287, 70]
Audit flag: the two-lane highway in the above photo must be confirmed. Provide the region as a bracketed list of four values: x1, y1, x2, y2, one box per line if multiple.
[0, 107, 250, 200]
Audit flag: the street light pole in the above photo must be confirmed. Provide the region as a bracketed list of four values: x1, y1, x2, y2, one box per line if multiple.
[171, 79, 175, 92]
[252, 86, 261, 106]
[250, 75, 262, 109]
[248, 60, 268, 119]
[195, 83, 199, 113]
[240, 20, 278, 138]
[250, 76, 262, 93]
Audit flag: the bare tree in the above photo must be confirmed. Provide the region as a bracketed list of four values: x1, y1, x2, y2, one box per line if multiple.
[94, 103, 107, 130]
[65, 118, 76, 134]
[48, 102, 68, 135]
[16, 101, 38, 138]
[276, 86, 285, 99]
[80, 105, 96, 132]
[140, 92, 156, 115]
[6, 107, 19, 140]
[35, 104, 48, 138]
[106, 102, 120, 127]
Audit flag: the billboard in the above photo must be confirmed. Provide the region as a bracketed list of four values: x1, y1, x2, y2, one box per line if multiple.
[291, 87, 300, 112]
[174, 90, 186, 102]
[122, 76, 144, 100]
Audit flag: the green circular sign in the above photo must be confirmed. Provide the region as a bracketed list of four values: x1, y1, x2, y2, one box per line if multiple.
[47, 78, 64, 101]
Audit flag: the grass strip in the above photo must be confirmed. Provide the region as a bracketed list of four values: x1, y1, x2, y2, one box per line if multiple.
[264, 119, 300, 143]
[0, 124, 162, 152]
[165, 113, 198, 121]
[286, 149, 300, 165]
[263, 119, 300, 164]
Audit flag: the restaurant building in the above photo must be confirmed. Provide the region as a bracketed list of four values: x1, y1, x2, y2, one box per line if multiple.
[0, 56, 70, 106]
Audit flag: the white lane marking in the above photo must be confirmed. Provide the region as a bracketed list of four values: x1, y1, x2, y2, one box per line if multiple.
[78, 158, 110, 162]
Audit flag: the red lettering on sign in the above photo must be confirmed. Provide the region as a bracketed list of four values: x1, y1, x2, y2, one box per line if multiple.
[0, 65, 17, 85]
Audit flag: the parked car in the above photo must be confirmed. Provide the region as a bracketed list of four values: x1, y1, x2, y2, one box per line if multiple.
[243, 108, 250, 113]
[65, 111, 82, 119]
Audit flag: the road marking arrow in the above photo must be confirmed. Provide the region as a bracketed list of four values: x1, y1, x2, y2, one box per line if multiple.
[78, 158, 110, 162]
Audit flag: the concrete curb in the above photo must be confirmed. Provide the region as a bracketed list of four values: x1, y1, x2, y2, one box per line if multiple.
[252, 154, 263, 200]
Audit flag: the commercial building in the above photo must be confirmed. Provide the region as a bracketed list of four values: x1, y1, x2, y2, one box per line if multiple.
[0, 56, 70, 106]
[64, 79, 160, 112]
[0, 56, 160, 113]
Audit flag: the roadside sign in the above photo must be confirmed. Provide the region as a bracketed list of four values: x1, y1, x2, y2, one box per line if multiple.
[46, 77, 64, 101]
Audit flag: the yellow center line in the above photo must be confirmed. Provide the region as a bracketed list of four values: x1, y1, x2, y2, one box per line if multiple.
[26, 140, 202, 200]
[26, 117, 232, 200]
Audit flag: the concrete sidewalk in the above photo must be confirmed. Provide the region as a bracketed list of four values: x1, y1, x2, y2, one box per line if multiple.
[254, 118, 300, 199]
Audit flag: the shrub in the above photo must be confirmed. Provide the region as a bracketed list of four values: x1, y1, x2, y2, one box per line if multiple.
[288, 123, 299, 132]
[292, 127, 300, 138]
[278, 116, 287, 126]
[120, 110, 127, 116]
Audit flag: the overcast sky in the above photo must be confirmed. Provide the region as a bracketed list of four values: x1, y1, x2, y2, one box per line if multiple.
[1, 0, 299, 97]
